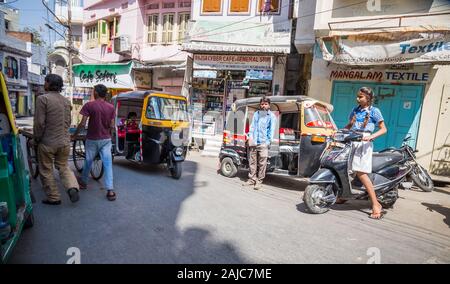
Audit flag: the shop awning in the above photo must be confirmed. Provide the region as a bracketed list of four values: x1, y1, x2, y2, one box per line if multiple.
[182, 20, 292, 54]
[317, 27, 450, 65]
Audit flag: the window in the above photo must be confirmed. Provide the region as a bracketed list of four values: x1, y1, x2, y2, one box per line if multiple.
[146, 97, 188, 121]
[202, 0, 222, 13]
[230, 0, 250, 13]
[163, 2, 175, 8]
[178, 13, 190, 43]
[86, 25, 98, 48]
[147, 14, 158, 43]
[5, 20, 9, 31]
[179, 1, 191, 8]
[258, 0, 280, 14]
[162, 14, 174, 44]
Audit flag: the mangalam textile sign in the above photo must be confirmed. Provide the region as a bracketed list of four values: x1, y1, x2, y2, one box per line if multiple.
[73, 62, 133, 88]
[193, 54, 273, 70]
[319, 31, 450, 65]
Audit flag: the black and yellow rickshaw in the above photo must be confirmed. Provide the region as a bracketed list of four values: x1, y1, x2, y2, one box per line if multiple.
[111, 91, 190, 179]
[219, 96, 336, 179]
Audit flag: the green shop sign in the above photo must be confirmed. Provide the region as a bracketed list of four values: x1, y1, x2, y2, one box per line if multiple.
[73, 62, 133, 88]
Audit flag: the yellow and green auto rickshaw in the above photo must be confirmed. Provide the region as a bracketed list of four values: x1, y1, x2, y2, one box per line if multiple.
[219, 96, 336, 179]
[0, 72, 34, 263]
[112, 91, 190, 179]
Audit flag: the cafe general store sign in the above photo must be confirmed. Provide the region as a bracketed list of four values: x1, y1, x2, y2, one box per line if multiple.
[193, 54, 273, 70]
[73, 62, 133, 88]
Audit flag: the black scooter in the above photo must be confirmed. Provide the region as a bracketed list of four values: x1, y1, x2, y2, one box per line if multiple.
[303, 129, 415, 214]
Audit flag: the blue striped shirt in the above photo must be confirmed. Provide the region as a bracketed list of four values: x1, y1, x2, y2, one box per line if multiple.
[349, 106, 384, 133]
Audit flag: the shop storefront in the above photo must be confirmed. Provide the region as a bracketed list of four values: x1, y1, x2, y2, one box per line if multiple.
[190, 54, 275, 138]
[310, 28, 450, 180]
[1, 52, 29, 116]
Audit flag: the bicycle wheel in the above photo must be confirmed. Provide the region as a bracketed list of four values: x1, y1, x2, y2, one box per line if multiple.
[90, 156, 104, 180]
[26, 139, 39, 179]
[72, 140, 85, 172]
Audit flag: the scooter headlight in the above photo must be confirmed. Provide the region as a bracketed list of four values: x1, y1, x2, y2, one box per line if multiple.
[175, 147, 184, 156]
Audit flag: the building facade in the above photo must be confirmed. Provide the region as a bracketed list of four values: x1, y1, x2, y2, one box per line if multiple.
[294, 0, 450, 180]
[0, 10, 32, 117]
[183, 0, 292, 139]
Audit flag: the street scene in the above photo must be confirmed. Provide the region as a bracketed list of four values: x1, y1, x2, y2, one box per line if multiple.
[1, 0, 450, 265]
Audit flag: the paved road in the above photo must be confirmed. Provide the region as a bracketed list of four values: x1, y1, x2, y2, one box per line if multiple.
[9, 147, 450, 264]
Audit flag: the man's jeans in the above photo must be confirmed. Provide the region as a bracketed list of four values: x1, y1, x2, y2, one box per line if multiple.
[82, 139, 114, 190]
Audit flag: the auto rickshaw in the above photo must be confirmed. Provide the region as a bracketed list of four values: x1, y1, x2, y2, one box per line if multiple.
[219, 96, 336, 179]
[0, 72, 33, 263]
[111, 91, 190, 179]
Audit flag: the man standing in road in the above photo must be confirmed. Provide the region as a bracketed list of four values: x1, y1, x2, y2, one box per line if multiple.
[243, 96, 277, 190]
[33, 74, 80, 205]
[72, 84, 116, 201]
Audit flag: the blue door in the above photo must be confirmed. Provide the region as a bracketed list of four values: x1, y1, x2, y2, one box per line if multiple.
[331, 81, 424, 151]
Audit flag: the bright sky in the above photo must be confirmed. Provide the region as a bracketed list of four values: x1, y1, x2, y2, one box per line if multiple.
[8, 0, 64, 47]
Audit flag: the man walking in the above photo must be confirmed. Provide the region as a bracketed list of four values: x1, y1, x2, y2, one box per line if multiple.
[72, 84, 116, 201]
[243, 96, 277, 190]
[34, 74, 79, 205]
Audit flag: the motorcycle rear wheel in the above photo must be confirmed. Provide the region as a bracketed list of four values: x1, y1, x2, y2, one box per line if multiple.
[410, 164, 434, 192]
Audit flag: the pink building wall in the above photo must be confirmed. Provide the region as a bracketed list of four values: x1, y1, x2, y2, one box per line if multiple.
[81, 0, 190, 64]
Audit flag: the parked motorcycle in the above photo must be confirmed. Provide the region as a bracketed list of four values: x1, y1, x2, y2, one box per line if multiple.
[303, 129, 427, 214]
[379, 135, 434, 192]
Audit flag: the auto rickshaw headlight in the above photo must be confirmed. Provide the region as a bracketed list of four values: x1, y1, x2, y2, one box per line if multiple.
[175, 147, 184, 156]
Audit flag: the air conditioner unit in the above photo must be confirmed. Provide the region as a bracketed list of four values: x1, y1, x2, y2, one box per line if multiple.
[114, 35, 131, 55]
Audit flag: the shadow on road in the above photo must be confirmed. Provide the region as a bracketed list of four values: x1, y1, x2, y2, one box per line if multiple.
[10, 156, 246, 263]
[234, 170, 308, 192]
[422, 202, 450, 228]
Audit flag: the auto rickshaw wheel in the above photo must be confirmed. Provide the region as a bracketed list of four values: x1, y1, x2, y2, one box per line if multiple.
[170, 162, 182, 179]
[26, 139, 39, 179]
[24, 212, 34, 229]
[220, 157, 237, 178]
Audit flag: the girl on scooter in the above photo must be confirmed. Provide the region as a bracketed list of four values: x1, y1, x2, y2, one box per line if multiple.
[341, 87, 388, 219]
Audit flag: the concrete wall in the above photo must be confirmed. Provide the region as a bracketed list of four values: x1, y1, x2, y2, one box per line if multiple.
[314, 0, 450, 36]
[0, 5, 20, 32]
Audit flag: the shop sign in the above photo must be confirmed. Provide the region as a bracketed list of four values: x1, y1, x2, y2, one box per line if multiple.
[134, 71, 152, 89]
[73, 62, 133, 88]
[194, 54, 273, 70]
[245, 70, 273, 80]
[329, 69, 430, 83]
[193, 70, 217, 79]
[319, 32, 450, 65]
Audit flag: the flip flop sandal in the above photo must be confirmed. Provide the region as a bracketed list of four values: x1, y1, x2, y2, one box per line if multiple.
[42, 199, 62, 205]
[369, 210, 387, 220]
[106, 190, 116, 201]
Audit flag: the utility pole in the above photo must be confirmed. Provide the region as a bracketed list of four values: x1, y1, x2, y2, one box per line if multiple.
[67, 0, 74, 104]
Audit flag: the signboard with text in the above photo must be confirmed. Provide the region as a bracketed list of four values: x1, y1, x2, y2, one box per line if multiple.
[193, 54, 273, 71]
[319, 32, 450, 65]
[73, 62, 133, 88]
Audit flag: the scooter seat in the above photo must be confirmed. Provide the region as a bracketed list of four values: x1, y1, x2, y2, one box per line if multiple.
[372, 152, 403, 172]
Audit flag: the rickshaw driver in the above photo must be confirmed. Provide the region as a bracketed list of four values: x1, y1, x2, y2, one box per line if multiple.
[242, 96, 277, 190]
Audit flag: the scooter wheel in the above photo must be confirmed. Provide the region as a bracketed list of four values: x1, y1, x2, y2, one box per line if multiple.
[170, 161, 182, 180]
[303, 184, 334, 214]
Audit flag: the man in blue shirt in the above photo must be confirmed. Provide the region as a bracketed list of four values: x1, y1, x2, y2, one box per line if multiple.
[243, 96, 277, 190]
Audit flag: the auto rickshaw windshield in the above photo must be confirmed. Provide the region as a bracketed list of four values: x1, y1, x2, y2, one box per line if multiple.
[146, 96, 189, 121]
[304, 104, 337, 129]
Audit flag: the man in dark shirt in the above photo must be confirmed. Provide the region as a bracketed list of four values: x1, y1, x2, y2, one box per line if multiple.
[72, 84, 116, 201]
[34, 74, 79, 205]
